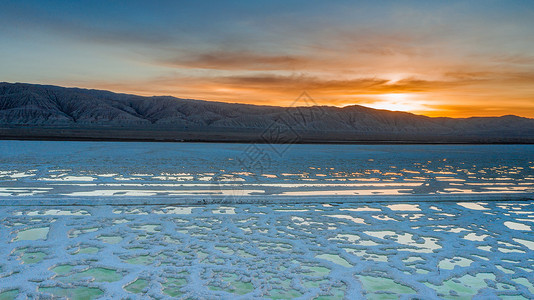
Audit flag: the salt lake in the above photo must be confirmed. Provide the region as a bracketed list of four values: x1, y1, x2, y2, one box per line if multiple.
[0, 141, 533, 299]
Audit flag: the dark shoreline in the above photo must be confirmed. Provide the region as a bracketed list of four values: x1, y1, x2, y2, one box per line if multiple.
[2, 135, 533, 145]
[2, 125, 533, 144]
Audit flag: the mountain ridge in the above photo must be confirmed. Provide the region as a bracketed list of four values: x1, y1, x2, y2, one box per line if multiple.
[1, 82, 533, 143]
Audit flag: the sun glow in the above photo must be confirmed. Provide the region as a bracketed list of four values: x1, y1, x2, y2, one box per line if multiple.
[357, 93, 433, 113]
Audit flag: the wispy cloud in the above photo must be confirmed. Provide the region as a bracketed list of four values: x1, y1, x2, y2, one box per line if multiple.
[158, 51, 308, 70]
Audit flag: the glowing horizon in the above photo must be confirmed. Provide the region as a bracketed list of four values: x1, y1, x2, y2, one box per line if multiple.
[1, 1, 534, 118]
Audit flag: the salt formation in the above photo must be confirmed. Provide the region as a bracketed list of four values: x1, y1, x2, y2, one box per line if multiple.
[0, 202, 533, 299]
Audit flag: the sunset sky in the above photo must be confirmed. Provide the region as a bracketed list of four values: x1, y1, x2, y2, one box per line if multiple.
[1, 1, 534, 117]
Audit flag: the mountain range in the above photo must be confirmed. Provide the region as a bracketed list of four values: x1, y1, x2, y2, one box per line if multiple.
[1, 82, 533, 143]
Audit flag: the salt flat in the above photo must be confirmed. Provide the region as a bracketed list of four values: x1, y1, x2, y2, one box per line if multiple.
[0, 141, 533, 299]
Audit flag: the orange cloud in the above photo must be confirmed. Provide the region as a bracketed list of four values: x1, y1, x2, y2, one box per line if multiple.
[49, 29, 534, 119]
[63, 69, 534, 118]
